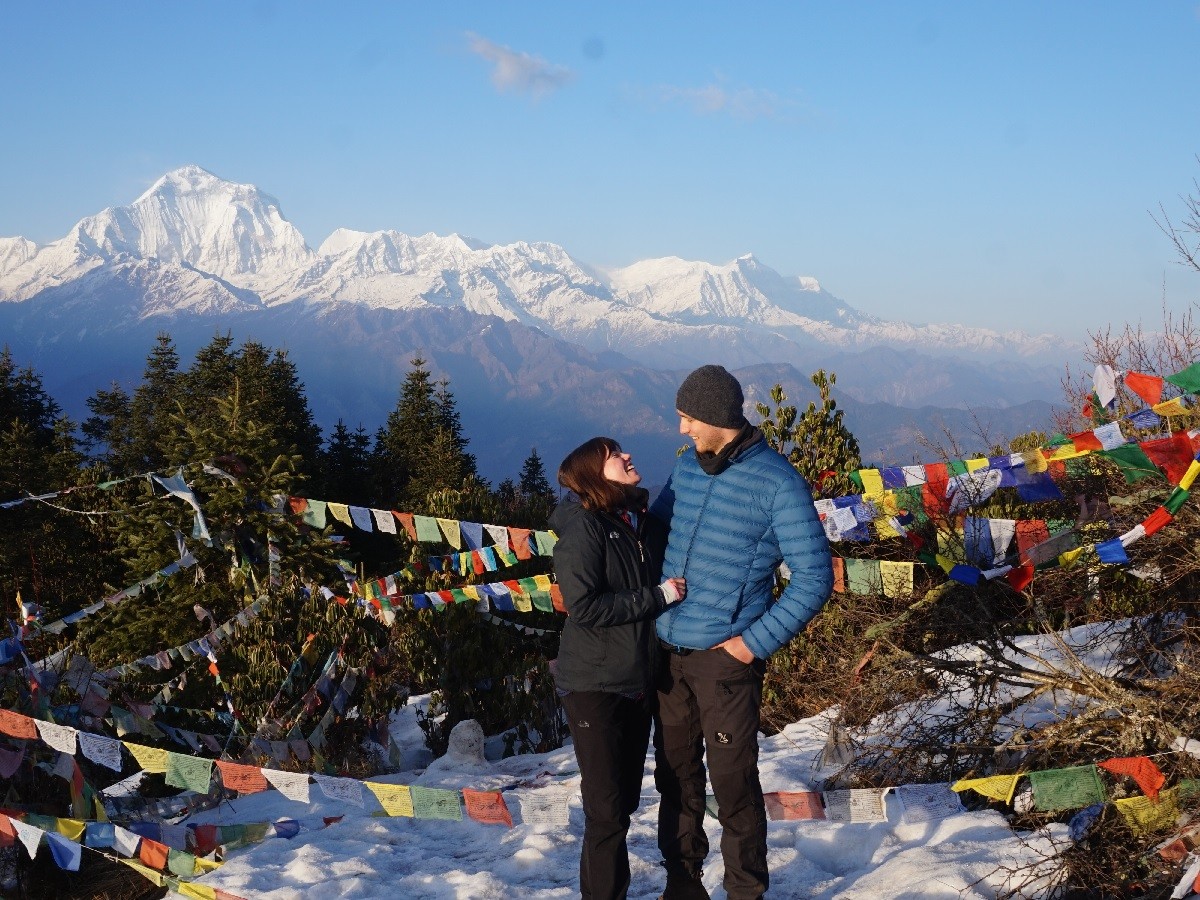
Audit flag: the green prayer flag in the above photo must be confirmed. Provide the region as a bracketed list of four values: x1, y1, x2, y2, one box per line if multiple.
[1165, 486, 1190, 515]
[414, 516, 442, 543]
[1101, 444, 1163, 484]
[449, 588, 470, 604]
[534, 531, 557, 556]
[164, 752, 213, 794]
[167, 848, 197, 877]
[411, 786, 463, 820]
[947, 459, 968, 476]
[844, 559, 881, 595]
[1166, 361, 1200, 393]
[1028, 764, 1105, 811]
[847, 470, 863, 491]
[302, 500, 327, 529]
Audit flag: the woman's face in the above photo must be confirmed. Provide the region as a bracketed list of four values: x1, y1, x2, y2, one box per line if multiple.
[602, 446, 641, 487]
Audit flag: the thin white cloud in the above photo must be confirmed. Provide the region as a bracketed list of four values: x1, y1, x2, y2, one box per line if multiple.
[466, 32, 574, 98]
[650, 83, 792, 121]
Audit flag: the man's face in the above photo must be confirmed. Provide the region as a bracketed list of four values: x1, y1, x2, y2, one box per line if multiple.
[677, 411, 729, 454]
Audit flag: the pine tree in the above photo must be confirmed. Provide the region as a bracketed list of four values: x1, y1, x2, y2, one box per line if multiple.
[0, 349, 119, 627]
[375, 358, 478, 509]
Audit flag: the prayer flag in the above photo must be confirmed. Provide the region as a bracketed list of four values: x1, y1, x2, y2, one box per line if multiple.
[327, 503, 352, 526]
[1142, 431, 1196, 484]
[764, 791, 825, 820]
[1103, 443, 1162, 483]
[393, 512, 418, 542]
[414, 516, 441, 543]
[411, 786, 463, 820]
[165, 753, 213, 794]
[1115, 787, 1180, 836]
[125, 742, 169, 773]
[1028, 765, 1105, 811]
[1098, 756, 1166, 801]
[823, 788, 888, 823]
[1095, 538, 1129, 564]
[461, 522, 484, 550]
[951, 774, 1021, 803]
[896, 783, 964, 824]
[46, 832, 81, 871]
[1166, 361, 1200, 393]
[1124, 371, 1164, 406]
[462, 788, 514, 827]
[365, 782, 414, 817]
[348, 506, 374, 531]
[371, 509, 397, 534]
[436, 518, 463, 549]
[1143, 506, 1173, 536]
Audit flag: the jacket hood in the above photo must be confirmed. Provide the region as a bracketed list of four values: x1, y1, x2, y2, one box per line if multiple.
[549, 495, 587, 534]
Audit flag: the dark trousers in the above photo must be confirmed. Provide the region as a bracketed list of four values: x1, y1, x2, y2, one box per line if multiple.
[654, 647, 768, 900]
[562, 691, 653, 900]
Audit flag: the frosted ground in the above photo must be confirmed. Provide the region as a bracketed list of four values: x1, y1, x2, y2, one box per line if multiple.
[163, 620, 1152, 900]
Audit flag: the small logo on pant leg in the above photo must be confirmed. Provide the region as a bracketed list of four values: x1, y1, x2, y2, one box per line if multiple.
[577, 720, 590, 728]
[715, 731, 731, 744]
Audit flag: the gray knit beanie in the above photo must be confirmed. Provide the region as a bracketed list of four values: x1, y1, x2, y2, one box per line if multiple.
[675, 365, 746, 428]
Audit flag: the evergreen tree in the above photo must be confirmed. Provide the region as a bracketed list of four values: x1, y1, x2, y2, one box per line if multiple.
[375, 358, 477, 509]
[756, 371, 862, 498]
[0, 349, 119, 626]
[316, 420, 375, 506]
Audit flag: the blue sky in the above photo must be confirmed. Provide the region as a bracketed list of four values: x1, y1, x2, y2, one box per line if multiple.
[2, 2, 1199, 338]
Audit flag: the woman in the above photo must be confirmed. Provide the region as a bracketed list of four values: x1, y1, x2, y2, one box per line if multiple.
[551, 437, 685, 900]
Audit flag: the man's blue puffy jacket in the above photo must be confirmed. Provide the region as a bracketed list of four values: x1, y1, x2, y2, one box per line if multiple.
[651, 438, 833, 659]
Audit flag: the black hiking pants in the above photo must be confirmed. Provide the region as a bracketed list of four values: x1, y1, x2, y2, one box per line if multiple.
[654, 644, 768, 900]
[562, 690, 653, 900]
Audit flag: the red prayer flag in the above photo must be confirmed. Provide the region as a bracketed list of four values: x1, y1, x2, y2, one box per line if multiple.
[509, 528, 534, 561]
[1124, 371, 1164, 406]
[0, 814, 16, 849]
[215, 760, 269, 795]
[831, 557, 845, 593]
[1141, 431, 1196, 484]
[1098, 756, 1166, 802]
[764, 791, 826, 820]
[0, 710, 37, 740]
[921, 463, 951, 520]
[471, 551, 486, 575]
[1006, 564, 1034, 592]
[392, 512, 418, 543]
[139, 837, 169, 870]
[550, 584, 567, 614]
[287, 496, 308, 516]
[1069, 431, 1103, 452]
[1142, 506, 1173, 536]
[463, 788, 514, 827]
[1015, 520, 1050, 565]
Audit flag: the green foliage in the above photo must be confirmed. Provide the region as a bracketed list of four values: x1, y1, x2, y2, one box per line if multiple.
[755, 371, 862, 498]
[0, 348, 120, 627]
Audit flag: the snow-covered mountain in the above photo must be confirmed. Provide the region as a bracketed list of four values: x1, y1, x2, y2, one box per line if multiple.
[0, 166, 1064, 365]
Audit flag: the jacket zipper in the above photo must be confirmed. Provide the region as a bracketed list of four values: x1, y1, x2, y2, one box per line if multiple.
[667, 474, 718, 647]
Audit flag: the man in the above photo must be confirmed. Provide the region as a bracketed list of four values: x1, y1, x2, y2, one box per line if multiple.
[651, 364, 834, 900]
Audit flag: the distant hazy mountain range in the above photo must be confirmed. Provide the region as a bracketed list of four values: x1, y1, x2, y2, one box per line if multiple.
[0, 166, 1072, 484]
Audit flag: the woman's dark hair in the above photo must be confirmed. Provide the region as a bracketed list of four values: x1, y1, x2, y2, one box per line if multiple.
[557, 436, 644, 512]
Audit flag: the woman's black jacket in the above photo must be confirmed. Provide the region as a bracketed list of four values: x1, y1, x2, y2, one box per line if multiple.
[549, 497, 669, 695]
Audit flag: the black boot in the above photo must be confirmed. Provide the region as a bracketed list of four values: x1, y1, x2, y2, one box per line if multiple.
[659, 867, 710, 900]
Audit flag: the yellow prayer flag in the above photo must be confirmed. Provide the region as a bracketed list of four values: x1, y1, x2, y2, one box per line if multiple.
[54, 818, 86, 842]
[874, 516, 901, 540]
[1021, 450, 1049, 474]
[965, 457, 990, 472]
[1058, 547, 1084, 568]
[1049, 444, 1086, 461]
[879, 561, 914, 598]
[1114, 787, 1179, 836]
[177, 882, 218, 900]
[435, 518, 463, 549]
[459, 585, 480, 601]
[193, 856, 223, 873]
[859, 469, 883, 495]
[532, 574, 553, 591]
[934, 554, 957, 575]
[327, 502, 352, 526]
[1152, 396, 1189, 417]
[365, 781, 415, 817]
[1179, 460, 1200, 492]
[121, 859, 167, 887]
[125, 742, 169, 773]
[951, 774, 1021, 804]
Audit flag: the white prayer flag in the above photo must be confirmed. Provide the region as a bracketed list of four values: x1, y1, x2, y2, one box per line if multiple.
[35, 719, 77, 755]
[512, 786, 573, 826]
[313, 773, 365, 807]
[895, 783, 963, 824]
[263, 768, 312, 803]
[823, 788, 889, 823]
[372, 509, 397, 534]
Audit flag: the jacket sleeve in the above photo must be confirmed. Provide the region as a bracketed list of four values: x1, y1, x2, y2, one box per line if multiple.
[553, 516, 664, 628]
[740, 470, 834, 660]
[650, 471, 676, 523]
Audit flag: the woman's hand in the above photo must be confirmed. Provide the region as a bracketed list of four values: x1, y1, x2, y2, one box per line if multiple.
[659, 577, 687, 605]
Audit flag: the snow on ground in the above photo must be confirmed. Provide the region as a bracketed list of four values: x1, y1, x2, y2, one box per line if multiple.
[167, 696, 1068, 900]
